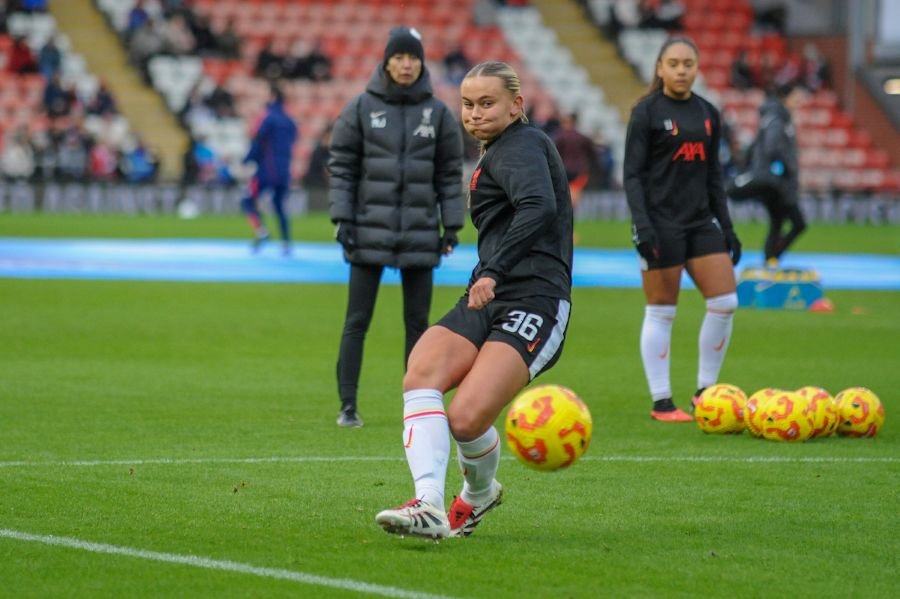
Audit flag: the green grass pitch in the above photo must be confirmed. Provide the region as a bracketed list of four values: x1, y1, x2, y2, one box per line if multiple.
[1, 213, 898, 598]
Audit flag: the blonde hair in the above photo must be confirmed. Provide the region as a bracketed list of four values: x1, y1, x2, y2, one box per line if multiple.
[463, 61, 528, 124]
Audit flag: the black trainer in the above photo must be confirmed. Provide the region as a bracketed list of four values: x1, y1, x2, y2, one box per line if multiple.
[336, 406, 363, 428]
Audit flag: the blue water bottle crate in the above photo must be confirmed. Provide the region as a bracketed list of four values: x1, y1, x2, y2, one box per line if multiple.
[737, 267, 824, 310]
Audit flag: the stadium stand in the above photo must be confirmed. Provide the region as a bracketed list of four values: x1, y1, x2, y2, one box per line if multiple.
[0, 5, 147, 182]
[93, 0, 561, 184]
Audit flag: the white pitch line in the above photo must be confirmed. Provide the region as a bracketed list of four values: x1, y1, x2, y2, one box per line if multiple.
[0, 529, 458, 599]
[0, 455, 896, 468]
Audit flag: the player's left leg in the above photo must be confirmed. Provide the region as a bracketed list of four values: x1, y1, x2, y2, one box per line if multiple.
[775, 201, 807, 259]
[687, 251, 738, 403]
[446, 340, 527, 537]
[269, 184, 290, 255]
[447, 296, 570, 536]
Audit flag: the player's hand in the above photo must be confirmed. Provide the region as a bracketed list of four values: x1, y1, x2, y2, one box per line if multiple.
[633, 226, 659, 262]
[724, 228, 742, 266]
[439, 228, 459, 256]
[335, 221, 356, 251]
[467, 276, 496, 310]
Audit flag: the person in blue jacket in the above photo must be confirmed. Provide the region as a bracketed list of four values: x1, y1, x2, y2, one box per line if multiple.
[241, 82, 299, 255]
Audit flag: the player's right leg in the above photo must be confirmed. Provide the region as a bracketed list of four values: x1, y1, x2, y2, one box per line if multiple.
[641, 263, 692, 422]
[375, 321, 478, 539]
[240, 177, 268, 250]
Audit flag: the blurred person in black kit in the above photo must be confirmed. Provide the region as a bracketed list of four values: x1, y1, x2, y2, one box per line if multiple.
[553, 112, 597, 211]
[726, 84, 805, 268]
[328, 26, 464, 428]
[375, 61, 573, 540]
[624, 36, 741, 423]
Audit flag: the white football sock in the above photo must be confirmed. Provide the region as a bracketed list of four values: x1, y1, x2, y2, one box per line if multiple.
[402, 389, 450, 509]
[641, 304, 676, 401]
[456, 426, 500, 505]
[697, 292, 738, 389]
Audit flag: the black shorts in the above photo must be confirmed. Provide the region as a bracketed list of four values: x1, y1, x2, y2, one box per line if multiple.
[436, 295, 571, 381]
[641, 220, 728, 270]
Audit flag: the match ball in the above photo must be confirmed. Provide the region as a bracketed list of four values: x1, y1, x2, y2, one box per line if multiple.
[759, 391, 814, 442]
[744, 388, 781, 438]
[505, 384, 593, 471]
[795, 386, 839, 438]
[694, 383, 747, 434]
[835, 387, 885, 438]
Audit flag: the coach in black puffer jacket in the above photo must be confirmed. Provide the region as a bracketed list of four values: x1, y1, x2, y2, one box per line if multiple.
[328, 26, 464, 428]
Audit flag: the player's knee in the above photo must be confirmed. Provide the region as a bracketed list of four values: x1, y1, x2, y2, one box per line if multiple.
[706, 292, 738, 314]
[447, 404, 487, 442]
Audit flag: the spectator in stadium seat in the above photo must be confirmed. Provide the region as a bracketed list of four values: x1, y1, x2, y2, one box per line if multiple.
[624, 36, 741, 423]
[729, 49, 755, 90]
[164, 12, 196, 55]
[129, 20, 167, 83]
[86, 79, 118, 116]
[57, 129, 90, 182]
[213, 17, 241, 59]
[553, 112, 597, 211]
[1, 127, 36, 181]
[121, 138, 160, 183]
[726, 84, 805, 268]
[254, 40, 286, 80]
[301, 123, 332, 212]
[88, 138, 119, 182]
[328, 26, 464, 428]
[640, 0, 685, 31]
[800, 43, 831, 92]
[8, 35, 38, 74]
[43, 73, 76, 118]
[240, 82, 298, 255]
[442, 44, 472, 86]
[126, 0, 150, 38]
[38, 37, 61, 80]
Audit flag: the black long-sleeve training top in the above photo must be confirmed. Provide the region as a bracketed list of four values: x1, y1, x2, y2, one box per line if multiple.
[467, 120, 573, 301]
[623, 90, 734, 237]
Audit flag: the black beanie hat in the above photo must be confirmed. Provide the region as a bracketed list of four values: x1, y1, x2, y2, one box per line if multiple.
[383, 26, 424, 65]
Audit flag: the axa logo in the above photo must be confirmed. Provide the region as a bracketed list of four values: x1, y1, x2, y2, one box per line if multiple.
[672, 141, 706, 162]
[370, 111, 386, 129]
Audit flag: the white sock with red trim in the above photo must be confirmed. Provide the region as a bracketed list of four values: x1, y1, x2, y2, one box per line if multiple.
[402, 389, 449, 509]
[456, 426, 500, 505]
[641, 304, 676, 402]
[697, 292, 738, 389]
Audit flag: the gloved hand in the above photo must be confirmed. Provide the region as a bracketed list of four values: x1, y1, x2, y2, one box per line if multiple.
[335, 221, 356, 252]
[723, 228, 742, 266]
[633, 227, 659, 262]
[769, 160, 785, 176]
[439, 228, 459, 255]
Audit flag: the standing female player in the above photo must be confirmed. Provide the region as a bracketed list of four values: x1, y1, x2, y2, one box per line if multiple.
[375, 61, 573, 540]
[624, 36, 742, 422]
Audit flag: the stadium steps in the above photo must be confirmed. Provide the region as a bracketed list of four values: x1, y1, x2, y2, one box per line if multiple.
[49, 0, 186, 181]
[529, 0, 645, 121]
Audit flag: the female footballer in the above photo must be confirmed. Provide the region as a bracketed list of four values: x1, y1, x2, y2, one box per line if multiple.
[624, 36, 742, 422]
[376, 61, 573, 539]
